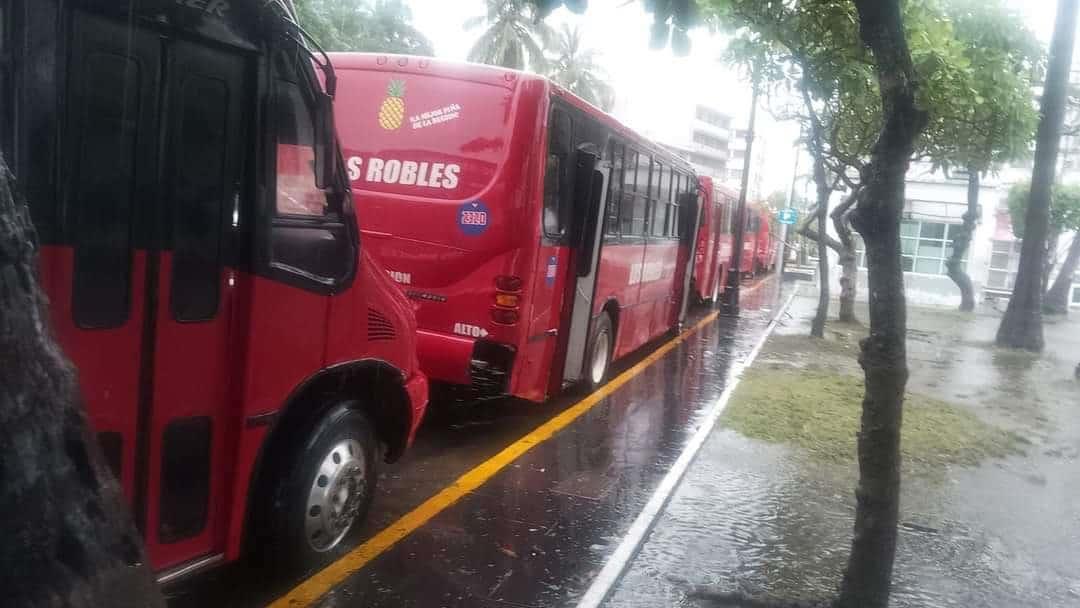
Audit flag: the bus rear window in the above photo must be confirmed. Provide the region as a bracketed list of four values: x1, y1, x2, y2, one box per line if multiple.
[335, 70, 512, 201]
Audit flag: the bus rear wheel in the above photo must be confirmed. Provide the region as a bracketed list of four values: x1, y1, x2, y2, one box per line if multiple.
[269, 403, 376, 570]
[586, 313, 614, 389]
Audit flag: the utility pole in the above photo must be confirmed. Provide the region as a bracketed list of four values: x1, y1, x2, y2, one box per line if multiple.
[775, 147, 801, 278]
[721, 68, 760, 317]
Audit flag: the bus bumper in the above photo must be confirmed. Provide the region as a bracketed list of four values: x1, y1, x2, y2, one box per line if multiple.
[404, 370, 429, 446]
[416, 329, 515, 398]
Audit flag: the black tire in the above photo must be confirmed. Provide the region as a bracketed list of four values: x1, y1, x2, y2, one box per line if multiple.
[266, 403, 376, 572]
[585, 313, 614, 389]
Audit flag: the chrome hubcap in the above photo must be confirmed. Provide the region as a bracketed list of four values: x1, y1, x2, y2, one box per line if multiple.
[305, 439, 366, 553]
[591, 328, 610, 385]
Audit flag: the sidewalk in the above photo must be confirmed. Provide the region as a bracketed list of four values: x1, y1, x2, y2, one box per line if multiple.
[604, 291, 1080, 607]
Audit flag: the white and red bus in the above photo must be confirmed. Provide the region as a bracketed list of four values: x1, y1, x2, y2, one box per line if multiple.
[734, 203, 775, 277]
[331, 55, 702, 402]
[692, 177, 737, 303]
[2, 0, 427, 580]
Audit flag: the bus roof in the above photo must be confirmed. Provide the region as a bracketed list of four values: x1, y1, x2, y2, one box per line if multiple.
[328, 52, 695, 174]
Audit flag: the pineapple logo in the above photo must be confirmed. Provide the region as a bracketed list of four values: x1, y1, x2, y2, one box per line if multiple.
[378, 80, 407, 130]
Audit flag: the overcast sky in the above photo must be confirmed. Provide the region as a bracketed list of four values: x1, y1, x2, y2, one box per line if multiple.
[407, 0, 1062, 199]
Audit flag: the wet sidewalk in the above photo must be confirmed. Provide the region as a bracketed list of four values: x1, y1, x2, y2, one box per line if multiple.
[169, 277, 793, 607]
[605, 292, 1080, 608]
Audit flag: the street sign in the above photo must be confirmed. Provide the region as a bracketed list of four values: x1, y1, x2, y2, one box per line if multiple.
[777, 208, 799, 225]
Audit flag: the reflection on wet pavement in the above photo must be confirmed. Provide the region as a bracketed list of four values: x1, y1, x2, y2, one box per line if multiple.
[169, 278, 786, 607]
[607, 294, 1080, 608]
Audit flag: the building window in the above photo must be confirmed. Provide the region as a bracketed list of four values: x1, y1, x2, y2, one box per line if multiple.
[987, 239, 1023, 291]
[689, 152, 725, 173]
[731, 149, 746, 159]
[855, 220, 967, 275]
[694, 105, 729, 129]
[692, 131, 726, 150]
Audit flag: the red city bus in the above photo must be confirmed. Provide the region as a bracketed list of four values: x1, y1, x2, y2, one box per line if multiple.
[736, 204, 774, 277]
[692, 177, 737, 303]
[2, 0, 427, 579]
[331, 54, 702, 402]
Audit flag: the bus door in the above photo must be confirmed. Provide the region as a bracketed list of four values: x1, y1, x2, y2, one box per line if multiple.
[560, 147, 609, 385]
[62, 12, 250, 569]
[675, 189, 702, 328]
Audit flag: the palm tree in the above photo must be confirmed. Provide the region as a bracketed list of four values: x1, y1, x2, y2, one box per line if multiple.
[465, 0, 553, 71]
[545, 24, 615, 111]
[294, 0, 433, 55]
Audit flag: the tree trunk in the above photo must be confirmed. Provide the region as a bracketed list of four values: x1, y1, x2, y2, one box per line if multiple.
[945, 169, 979, 312]
[831, 189, 861, 323]
[842, 2, 927, 607]
[998, 0, 1079, 351]
[0, 156, 163, 606]
[812, 173, 830, 338]
[1043, 228, 1060, 293]
[802, 85, 831, 339]
[1044, 234, 1080, 314]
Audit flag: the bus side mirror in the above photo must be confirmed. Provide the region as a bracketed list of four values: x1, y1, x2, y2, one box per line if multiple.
[313, 93, 337, 190]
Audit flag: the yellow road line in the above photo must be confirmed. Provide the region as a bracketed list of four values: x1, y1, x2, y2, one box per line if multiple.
[268, 310, 721, 607]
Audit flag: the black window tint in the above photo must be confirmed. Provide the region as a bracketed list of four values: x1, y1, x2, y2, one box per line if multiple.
[171, 74, 228, 321]
[631, 153, 649, 236]
[605, 141, 623, 235]
[544, 107, 572, 238]
[159, 416, 212, 543]
[71, 53, 139, 328]
[651, 163, 668, 237]
[620, 149, 637, 235]
[669, 173, 683, 237]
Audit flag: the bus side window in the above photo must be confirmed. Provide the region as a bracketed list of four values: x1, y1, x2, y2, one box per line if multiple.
[651, 163, 669, 237]
[274, 81, 327, 217]
[630, 153, 649, 236]
[266, 51, 352, 289]
[544, 107, 572, 238]
[620, 149, 637, 235]
[605, 140, 623, 236]
[667, 172, 682, 238]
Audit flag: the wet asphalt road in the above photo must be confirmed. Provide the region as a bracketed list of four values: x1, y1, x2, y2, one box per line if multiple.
[166, 276, 786, 607]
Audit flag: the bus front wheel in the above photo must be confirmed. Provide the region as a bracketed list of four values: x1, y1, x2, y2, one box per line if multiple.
[586, 313, 614, 389]
[270, 403, 376, 570]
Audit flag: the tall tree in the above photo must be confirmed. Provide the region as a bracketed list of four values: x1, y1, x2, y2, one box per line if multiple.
[0, 156, 163, 607]
[1007, 181, 1080, 314]
[925, 0, 1041, 312]
[465, 0, 554, 71]
[294, 0, 434, 54]
[997, 0, 1079, 350]
[545, 24, 615, 111]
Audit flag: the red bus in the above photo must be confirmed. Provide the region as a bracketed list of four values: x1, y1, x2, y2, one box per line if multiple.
[331, 54, 701, 402]
[692, 177, 737, 303]
[736, 204, 775, 277]
[2, 0, 427, 579]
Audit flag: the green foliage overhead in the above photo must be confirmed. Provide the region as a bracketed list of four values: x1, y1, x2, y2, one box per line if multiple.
[921, 0, 1043, 173]
[466, 0, 554, 71]
[545, 25, 615, 111]
[702, 0, 1041, 183]
[294, 0, 433, 55]
[1006, 181, 1080, 238]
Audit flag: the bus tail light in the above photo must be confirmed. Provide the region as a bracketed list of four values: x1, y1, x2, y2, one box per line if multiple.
[494, 275, 523, 292]
[491, 308, 519, 325]
[495, 293, 520, 308]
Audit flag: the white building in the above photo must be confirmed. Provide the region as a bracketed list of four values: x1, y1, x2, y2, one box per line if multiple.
[821, 162, 1079, 309]
[660, 104, 764, 196]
